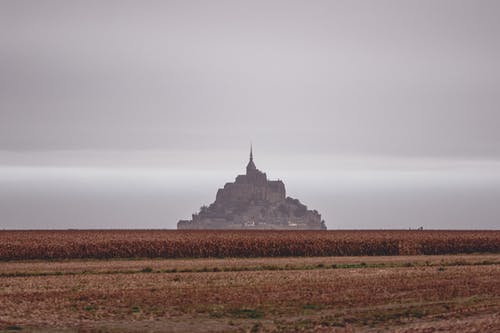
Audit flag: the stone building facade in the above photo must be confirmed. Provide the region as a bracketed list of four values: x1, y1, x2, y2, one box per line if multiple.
[177, 147, 326, 230]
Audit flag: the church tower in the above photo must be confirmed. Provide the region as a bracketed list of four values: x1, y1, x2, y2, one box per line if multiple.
[246, 144, 257, 175]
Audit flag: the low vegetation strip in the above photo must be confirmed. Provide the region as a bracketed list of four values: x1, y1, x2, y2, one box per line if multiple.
[0, 230, 499, 260]
[0, 256, 498, 278]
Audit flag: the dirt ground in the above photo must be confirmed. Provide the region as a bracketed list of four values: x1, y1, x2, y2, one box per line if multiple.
[0, 254, 499, 332]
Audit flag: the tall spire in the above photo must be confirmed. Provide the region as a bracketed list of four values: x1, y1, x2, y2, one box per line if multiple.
[246, 143, 256, 174]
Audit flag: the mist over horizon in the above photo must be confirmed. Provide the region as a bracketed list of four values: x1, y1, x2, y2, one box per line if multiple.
[1, 1, 499, 230]
[1, 150, 499, 230]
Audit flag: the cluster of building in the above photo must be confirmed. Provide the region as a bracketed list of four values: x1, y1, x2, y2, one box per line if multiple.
[177, 148, 326, 230]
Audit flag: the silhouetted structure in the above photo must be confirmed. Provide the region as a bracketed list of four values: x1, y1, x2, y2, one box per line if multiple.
[178, 147, 326, 230]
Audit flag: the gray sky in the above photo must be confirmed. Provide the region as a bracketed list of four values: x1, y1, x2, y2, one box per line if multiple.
[1, 1, 499, 229]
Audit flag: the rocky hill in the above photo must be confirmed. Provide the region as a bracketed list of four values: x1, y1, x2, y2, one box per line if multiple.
[177, 148, 326, 230]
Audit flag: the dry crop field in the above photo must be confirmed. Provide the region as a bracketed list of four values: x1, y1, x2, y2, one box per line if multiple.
[0, 231, 499, 332]
[0, 230, 499, 260]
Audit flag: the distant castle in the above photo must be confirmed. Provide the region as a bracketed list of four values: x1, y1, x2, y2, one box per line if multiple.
[177, 147, 326, 230]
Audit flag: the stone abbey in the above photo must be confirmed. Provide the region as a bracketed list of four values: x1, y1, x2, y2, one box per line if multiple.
[177, 147, 326, 230]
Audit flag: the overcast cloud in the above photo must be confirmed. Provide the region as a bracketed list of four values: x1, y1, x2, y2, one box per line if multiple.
[1, 1, 499, 229]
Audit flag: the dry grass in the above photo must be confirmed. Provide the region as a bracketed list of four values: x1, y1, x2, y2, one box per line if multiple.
[0, 255, 499, 332]
[0, 253, 498, 276]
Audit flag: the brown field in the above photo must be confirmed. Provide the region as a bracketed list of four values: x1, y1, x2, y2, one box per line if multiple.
[1, 230, 499, 260]
[0, 230, 499, 332]
[0, 254, 499, 332]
